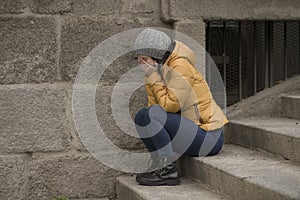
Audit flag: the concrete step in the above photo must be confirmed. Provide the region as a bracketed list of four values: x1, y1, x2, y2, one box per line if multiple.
[181, 144, 300, 200]
[225, 117, 300, 163]
[116, 176, 229, 200]
[282, 94, 300, 120]
[70, 199, 109, 200]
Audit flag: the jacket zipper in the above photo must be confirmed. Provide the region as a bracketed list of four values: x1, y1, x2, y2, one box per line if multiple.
[194, 104, 204, 124]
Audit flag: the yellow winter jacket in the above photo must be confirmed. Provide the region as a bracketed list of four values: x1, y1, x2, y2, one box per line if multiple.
[144, 40, 229, 131]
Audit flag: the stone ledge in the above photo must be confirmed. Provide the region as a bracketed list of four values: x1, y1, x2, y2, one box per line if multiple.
[162, 0, 300, 21]
[282, 94, 300, 120]
[70, 198, 109, 200]
[227, 75, 300, 119]
[116, 176, 228, 200]
[225, 118, 300, 163]
[181, 144, 300, 200]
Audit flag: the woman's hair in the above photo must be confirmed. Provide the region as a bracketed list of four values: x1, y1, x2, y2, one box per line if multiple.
[152, 57, 163, 64]
[152, 41, 176, 65]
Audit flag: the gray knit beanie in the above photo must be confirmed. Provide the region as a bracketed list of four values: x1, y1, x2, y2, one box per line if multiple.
[134, 28, 171, 60]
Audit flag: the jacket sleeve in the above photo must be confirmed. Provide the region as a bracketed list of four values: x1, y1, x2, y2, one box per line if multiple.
[145, 84, 158, 107]
[144, 58, 195, 113]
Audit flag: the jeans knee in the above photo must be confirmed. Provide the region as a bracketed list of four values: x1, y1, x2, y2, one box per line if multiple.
[207, 132, 224, 156]
[134, 105, 166, 126]
[134, 108, 148, 126]
[148, 105, 166, 121]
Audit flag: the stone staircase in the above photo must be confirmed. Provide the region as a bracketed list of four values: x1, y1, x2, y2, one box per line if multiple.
[116, 77, 300, 200]
[0, 77, 298, 199]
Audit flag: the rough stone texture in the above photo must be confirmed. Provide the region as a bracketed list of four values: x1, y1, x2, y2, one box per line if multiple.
[67, 73, 147, 151]
[0, 17, 57, 84]
[99, 52, 138, 85]
[70, 0, 122, 15]
[0, 154, 29, 200]
[225, 118, 300, 163]
[70, 84, 148, 152]
[181, 144, 300, 200]
[0, 0, 27, 14]
[65, 87, 85, 152]
[95, 85, 147, 150]
[121, 0, 161, 19]
[129, 86, 148, 119]
[282, 95, 300, 120]
[60, 16, 118, 82]
[30, 0, 72, 14]
[70, 199, 109, 200]
[174, 20, 206, 47]
[1, 1, 299, 199]
[0, 84, 70, 154]
[161, 0, 172, 22]
[30, 0, 162, 18]
[163, 0, 300, 20]
[117, 176, 229, 200]
[227, 75, 300, 119]
[28, 152, 124, 199]
[60, 16, 170, 82]
[174, 19, 206, 76]
[71, 198, 110, 200]
[23, 0, 161, 17]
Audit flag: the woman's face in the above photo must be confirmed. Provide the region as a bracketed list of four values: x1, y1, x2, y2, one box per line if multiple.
[137, 55, 156, 66]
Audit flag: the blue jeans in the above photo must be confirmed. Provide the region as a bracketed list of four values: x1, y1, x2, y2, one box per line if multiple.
[134, 105, 224, 159]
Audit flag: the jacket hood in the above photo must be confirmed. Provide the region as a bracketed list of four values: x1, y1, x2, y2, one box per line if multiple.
[166, 40, 196, 67]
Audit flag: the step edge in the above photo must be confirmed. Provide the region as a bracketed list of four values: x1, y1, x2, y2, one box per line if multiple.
[181, 145, 300, 199]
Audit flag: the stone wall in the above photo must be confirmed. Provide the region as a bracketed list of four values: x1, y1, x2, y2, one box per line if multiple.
[0, 1, 169, 199]
[1, 0, 299, 199]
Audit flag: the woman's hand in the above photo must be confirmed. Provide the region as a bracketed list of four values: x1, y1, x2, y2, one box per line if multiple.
[138, 58, 157, 76]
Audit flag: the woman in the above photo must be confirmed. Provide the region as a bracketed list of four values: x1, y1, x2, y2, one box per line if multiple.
[134, 28, 228, 186]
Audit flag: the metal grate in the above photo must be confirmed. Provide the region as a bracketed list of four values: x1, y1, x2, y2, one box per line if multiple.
[272, 22, 285, 84]
[206, 21, 300, 106]
[286, 22, 300, 77]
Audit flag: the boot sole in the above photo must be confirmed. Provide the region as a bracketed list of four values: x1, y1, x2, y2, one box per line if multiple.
[136, 178, 181, 186]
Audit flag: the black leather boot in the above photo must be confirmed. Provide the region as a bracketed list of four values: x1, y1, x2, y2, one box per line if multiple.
[136, 153, 163, 181]
[136, 157, 180, 186]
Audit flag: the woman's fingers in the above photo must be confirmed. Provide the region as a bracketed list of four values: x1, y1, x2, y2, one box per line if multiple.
[137, 58, 157, 76]
[140, 59, 157, 69]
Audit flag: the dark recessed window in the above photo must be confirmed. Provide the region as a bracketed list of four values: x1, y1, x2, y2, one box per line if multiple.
[206, 21, 300, 106]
